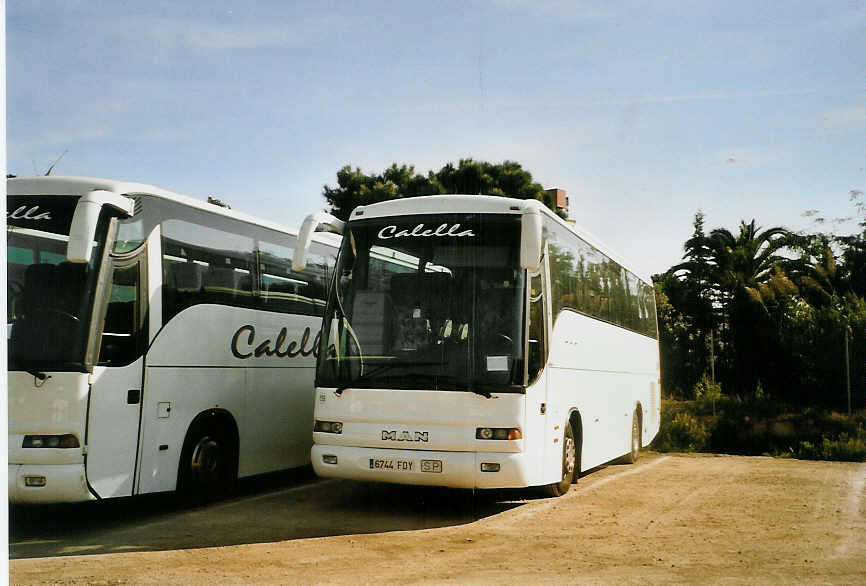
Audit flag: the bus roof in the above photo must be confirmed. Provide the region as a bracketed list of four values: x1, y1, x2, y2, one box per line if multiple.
[350, 194, 651, 284]
[7, 175, 341, 248]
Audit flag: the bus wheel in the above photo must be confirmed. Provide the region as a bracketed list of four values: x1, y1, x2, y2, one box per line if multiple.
[625, 410, 641, 464]
[179, 424, 236, 504]
[544, 422, 575, 497]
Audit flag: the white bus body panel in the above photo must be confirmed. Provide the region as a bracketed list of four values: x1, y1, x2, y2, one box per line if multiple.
[138, 304, 319, 494]
[312, 445, 535, 489]
[547, 310, 660, 473]
[308, 195, 660, 491]
[7, 371, 94, 503]
[85, 358, 145, 498]
[311, 388, 537, 489]
[8, 177, 338, 502]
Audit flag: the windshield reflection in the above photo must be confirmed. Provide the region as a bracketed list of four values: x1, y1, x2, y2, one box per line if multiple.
[317, 213, 525, 392]
[7, 195, 110, 372]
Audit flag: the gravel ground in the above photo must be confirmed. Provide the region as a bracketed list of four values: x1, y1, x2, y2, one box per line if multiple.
[10, 453, 866, 585]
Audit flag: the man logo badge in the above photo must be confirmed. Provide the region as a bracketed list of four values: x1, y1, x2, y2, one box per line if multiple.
[381, 430, 429, 442]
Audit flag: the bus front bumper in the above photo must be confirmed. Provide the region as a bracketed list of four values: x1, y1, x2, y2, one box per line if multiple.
[8, 464, 94, 504]
[311, 444, 533, 489]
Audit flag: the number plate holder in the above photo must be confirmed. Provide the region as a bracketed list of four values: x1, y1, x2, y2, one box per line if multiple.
[368, 458, 414, 471]
[420, 459, 442, 473]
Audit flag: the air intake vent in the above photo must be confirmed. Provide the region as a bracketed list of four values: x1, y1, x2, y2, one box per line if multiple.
[131, 195, 143, 216]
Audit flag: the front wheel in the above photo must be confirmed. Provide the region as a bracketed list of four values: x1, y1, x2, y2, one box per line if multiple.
[178, 424, 237, 504]
[544, 422, 576, 497]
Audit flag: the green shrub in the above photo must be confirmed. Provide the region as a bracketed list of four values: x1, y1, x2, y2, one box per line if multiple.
[654, 400, 866, 461]
[693, 375, 723, 416]
[653, 411, 709, 452]
[797, 431, 866, 462]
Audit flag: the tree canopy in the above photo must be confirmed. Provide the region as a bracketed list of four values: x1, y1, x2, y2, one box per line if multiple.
[657, 199, 865, 409]
[322, 159, 561, 221]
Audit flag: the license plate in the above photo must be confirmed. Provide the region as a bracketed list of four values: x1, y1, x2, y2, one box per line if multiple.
[420, 459, 442, 473]
[369, 458, 414, 471]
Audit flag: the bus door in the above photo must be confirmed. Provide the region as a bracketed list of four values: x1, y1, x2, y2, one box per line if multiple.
[531, 255, 564, 481]
[85, 252, 148, 498]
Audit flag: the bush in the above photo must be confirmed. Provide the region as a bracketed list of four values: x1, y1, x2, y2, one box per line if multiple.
[693, 375, 723, 415]
[653, 399, 866, 461]
[653, 410, 709, 452]
[797, 431, 866, 462]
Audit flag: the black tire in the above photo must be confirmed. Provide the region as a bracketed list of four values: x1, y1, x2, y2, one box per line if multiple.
[178, 422, 237, 505]
[624, 410, 641, 464]
[544, 422, 576, 497]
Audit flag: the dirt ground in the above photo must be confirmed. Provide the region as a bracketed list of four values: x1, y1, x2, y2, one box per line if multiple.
[9, 453, 866, 585]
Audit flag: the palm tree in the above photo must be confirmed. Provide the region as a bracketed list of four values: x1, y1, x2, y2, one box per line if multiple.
[704, 220, 799, 394]
[705, 220, 796, 296]
[668, 212, 718, 386]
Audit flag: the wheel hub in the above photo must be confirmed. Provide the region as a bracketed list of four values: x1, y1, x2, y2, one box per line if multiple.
[192, 437, 221, 478]
[564, 435, 575, 480]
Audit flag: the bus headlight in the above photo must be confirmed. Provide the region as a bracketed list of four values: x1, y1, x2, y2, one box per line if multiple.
[314, 421, 343, 434]
[476, 428, 521, 440]
[22, 434, 80, 448]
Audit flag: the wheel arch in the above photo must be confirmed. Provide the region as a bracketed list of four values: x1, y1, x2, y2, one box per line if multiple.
[178, 408, 240, 482]
[186, 408, 239, 441]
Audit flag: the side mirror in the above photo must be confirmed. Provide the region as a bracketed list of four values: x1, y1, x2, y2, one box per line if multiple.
[67, 190, 135, 263]
[520, 202, 543, 271]
[293, 212, 345, 272]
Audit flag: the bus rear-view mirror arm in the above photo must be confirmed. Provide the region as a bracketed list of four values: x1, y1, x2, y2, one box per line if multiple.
[67, 190, 135, 263]
[520, 200, 544, 271]
[293, 211, 345, 272]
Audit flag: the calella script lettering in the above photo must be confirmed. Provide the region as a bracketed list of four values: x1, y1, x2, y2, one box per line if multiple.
[7, 205, 52, 221]
[231, 324, 320, 359]
[377, 223, 475, 240]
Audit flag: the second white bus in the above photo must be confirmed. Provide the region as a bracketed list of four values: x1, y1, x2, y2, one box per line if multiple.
[295, 195, 660, 495]
[7, 176, 339, 503]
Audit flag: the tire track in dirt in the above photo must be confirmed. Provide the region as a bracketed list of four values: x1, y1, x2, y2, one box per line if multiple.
[485, 455, 671, 527]
[832, 462, 866, 558]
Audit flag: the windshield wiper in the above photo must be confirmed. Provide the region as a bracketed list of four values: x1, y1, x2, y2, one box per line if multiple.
[470, 386, 492, 398]
[335, 361, 442, 395]
[23, 367, 47, 379]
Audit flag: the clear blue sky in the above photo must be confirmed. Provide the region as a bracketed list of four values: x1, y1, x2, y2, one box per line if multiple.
[7, 1, 864, 277]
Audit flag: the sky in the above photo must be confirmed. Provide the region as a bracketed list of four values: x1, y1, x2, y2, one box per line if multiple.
[6, 0, 865, 278]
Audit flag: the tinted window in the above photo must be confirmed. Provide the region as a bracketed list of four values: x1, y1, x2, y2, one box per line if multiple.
[98, 261, 146, 366]
[258, 239, 329, 316]
[161, 219, 255, 322]
[318, 213, 525, 391]
[548, 222, 657, 339]
[146, 197, 335, 323]
[7, 196, 112, 371]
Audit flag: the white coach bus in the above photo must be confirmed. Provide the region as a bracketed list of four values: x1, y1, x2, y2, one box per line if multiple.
[294, 195, 659, 496]
[7, 176, 339, 503]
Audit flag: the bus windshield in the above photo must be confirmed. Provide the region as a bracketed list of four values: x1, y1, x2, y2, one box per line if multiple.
[7, 195, 111, 372]
[317, 212, 525, 393]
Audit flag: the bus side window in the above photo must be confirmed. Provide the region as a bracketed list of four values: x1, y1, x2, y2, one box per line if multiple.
[527, 271, 546, 384]
[98, 262, 145, 366]
[258, 239, 327, 317]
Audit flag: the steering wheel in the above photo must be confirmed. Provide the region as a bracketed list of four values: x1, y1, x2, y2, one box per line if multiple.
[492, 333, 512, 344]
[7, 280, 23, 297]
[486, 332, 513, 352]
[36, 307, 80, 323]
[7, 281, 23, 319]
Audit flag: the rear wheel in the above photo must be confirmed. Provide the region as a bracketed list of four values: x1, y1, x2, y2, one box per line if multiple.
[178, 423, 237, 505]
[544, 422, 575, 497]
[624, 410, 641, 464]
